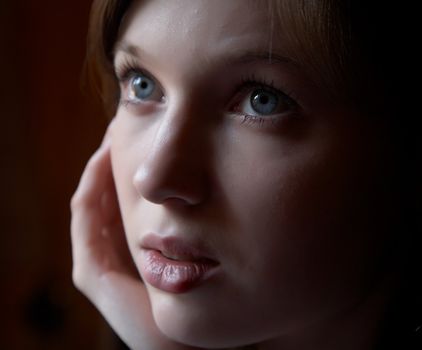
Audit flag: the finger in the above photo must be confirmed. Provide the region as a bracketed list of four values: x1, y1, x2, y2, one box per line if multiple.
[100, 222, 140, 278]
[98, 273, 200, 350]
[71, 140, 112, 211]
[100, 167, 121, 226]
[71, 140, 130, 264]
[70, 138, 138, 279]
[72, 117, 116, 220]
[70, 143, 113, 274]
[100, 117, 116, 147]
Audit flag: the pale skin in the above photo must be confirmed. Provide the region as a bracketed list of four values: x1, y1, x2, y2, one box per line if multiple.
[71, 1, 401, 349]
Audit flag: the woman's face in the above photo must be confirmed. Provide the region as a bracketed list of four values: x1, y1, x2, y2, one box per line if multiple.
[111, 0, 395, 347]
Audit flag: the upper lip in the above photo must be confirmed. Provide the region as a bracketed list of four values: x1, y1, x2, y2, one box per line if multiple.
[140, 233, 218, 263]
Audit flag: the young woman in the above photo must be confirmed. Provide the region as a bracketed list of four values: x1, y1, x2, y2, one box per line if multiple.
[71, 1, 421, 349]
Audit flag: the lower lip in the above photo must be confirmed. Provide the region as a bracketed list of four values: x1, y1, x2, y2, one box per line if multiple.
[139, 249, 219, 293]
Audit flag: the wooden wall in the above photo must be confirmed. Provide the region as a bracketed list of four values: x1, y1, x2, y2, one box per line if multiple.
[0, 1, 125, 348]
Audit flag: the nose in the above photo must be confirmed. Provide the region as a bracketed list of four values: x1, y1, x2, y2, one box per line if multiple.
[133, 107, 210, 207]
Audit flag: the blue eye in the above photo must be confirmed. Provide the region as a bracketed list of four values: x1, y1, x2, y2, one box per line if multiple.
[250, 89, 279, 115]
[129, 74, 156, 100]
[232, 84, 296, 119]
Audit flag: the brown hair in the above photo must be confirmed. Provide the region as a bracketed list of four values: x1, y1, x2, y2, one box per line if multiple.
[84, 0, 132, 116]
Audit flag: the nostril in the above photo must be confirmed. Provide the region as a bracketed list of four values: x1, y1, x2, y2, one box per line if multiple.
[162, 196, 198, 208]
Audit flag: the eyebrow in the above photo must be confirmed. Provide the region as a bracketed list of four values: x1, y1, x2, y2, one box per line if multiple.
[113, 41, 296, 68]
[113, 42, 139, 59]
[228, 52, 293, 66]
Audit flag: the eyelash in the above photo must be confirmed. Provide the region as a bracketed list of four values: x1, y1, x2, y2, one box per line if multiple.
[114, 59, 299, 128]
[116, 59, 165, 109]
[232, 74, 298, 127]
[115, 57, 143, 83]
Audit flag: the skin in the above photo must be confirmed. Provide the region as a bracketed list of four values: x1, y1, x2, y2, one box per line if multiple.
[72, 0, 402, 349]
[71, 131, 200, 350]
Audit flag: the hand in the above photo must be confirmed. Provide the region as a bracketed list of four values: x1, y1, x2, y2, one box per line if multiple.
[70, 122, 202, 350]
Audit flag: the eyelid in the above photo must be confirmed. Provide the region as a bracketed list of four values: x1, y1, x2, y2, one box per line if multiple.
[231, 80, 298, 113]
[114, 56, 165, 106]
[115, 57, 149, 82]
[237, 75, 296, 101]
[225, 75, 301, 130]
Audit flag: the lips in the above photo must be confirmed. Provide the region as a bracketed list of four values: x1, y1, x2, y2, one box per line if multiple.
[139, 234, 219, 293]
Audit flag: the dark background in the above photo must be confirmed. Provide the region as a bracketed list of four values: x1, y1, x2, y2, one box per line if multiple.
[0, 1, 124, 348]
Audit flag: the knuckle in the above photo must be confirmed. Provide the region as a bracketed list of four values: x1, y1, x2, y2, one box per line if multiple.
[86, 155, 98, 170]
[72, 266, 88, 292]
[70, 192, 83, 210]
[72, 268, 83, 289]
[72, 266, 99, 305]
[83, 152, 101, 178]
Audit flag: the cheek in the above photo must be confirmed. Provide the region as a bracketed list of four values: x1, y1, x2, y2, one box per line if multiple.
[110, 123, 145, 247]
[217, 134, 333, 244]
[110, 111, 155, 211]
[218, 131, 385, 302]
[111, 140, 134, 209]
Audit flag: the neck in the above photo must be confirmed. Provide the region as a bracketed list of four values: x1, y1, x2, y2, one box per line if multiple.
[257, 277, 397, 350]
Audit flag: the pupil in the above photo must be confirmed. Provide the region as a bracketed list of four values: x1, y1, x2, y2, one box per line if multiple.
[131, 74, 156, 100]
[259, 94, 269, 104]
[250, 89, 278, 115]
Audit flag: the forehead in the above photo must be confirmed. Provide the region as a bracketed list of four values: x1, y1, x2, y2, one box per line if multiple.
[118, 0, 275, 62]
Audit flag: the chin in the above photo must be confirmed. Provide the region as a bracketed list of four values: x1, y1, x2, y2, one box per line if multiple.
[149, 290, 258, 349]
